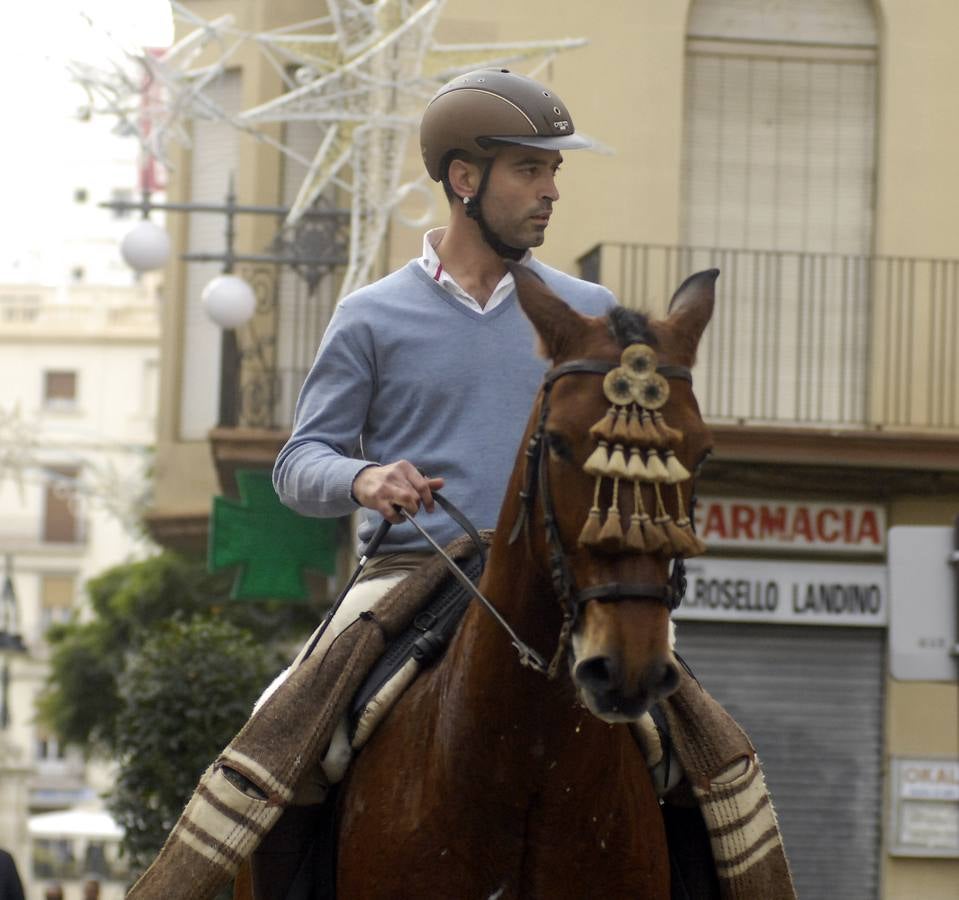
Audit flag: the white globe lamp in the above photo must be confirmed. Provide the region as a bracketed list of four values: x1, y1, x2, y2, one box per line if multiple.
[201, 275, 257, 329]
[120, 220, 171, 272]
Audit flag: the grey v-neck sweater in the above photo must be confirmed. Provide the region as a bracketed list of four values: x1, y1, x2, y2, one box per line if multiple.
[274, 259, 616, 554]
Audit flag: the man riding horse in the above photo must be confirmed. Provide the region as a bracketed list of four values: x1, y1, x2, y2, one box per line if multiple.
[127, 69, 795, 900]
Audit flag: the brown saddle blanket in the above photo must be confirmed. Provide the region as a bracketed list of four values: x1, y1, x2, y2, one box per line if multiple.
[126, 536, 796, 900]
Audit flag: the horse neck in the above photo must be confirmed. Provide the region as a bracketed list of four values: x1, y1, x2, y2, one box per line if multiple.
[444, 456, 572, 727]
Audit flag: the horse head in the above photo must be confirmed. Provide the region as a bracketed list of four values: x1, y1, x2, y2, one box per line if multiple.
[509, 263, 716, 722]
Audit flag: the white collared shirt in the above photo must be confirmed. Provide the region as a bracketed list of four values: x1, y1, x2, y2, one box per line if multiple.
[417, 227, 532, 314]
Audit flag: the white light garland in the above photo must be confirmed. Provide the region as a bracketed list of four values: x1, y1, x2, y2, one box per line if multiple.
[72, 0, 589, 299]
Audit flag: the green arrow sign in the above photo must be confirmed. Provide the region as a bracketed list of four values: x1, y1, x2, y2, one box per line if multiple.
[209, 469, 337, 601]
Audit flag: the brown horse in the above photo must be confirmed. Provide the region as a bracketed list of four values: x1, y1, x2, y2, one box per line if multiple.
[335, 266, 717, 899]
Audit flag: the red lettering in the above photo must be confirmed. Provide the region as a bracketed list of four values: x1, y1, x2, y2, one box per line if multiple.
[731, 504, 756, 539]
[792, 507, 814, 542]
[858, 510, 882, 546]
[816, 509, 841, 543]
[759, 506, 787, 540]
[702, 504, 727, 539]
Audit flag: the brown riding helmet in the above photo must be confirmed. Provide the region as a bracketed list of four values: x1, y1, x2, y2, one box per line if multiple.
[420, 68, 591, 182]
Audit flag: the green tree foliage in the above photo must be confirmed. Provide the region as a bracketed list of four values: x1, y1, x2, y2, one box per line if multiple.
[38, 551, 315, 753]
[37, 550, 320, 876]
[110, 616, 272, 872]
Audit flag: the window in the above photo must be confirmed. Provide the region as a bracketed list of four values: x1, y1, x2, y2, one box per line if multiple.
[43, 370, 77, 409]
[40, 574, 75, 635]
[43, 467, 81, 544]
[73, 187, 88, 203]
[35, 731, 68, 761]
[71, 265, 86, 283]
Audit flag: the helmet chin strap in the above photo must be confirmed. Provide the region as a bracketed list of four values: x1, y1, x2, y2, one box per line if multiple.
[462, 157, 527, 262]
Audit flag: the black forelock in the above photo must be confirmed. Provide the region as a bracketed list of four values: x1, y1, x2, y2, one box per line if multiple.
[607, 306, 656, 349]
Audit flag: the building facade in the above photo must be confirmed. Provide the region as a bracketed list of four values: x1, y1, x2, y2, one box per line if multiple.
[0, 281, 158, 900]
[150, 2, 959, 897]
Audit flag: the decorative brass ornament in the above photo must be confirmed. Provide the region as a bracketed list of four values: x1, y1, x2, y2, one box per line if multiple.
[621, 343, 658, 379]
[602, 367, 636, 406]
[631, 372, 669, 410]
[576, 341, 703, 559]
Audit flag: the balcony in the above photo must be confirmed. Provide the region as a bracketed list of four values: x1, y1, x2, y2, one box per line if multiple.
[578, 243, 959, 493]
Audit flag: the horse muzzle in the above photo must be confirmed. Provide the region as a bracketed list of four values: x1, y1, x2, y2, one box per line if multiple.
[572, 654, 680, 722]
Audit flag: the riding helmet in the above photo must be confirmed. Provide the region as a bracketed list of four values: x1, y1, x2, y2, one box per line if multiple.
[420, 68, 591, 182]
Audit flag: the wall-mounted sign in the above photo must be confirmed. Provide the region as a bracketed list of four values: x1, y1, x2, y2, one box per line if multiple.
[694, 497, 886, 555]
[675, 557, 888, 626]
[889, 757, 959, 857]
[888, 526, 958, 682]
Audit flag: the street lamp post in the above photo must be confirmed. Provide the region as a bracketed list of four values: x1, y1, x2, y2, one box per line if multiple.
[102, 183, 349, 427]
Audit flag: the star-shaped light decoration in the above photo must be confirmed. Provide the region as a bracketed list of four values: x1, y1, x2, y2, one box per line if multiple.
[71, 0, 589, 297]
[68, 8, 251, 168]
[242, 0, 588, 295]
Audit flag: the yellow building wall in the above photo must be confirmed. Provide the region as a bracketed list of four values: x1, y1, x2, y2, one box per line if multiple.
[884, 496, 959, 898]
[874, 0, 959, 259]
[388, 0, 691, 289]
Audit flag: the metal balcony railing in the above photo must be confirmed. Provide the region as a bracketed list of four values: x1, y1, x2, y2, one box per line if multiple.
[579, 243, 959, 432]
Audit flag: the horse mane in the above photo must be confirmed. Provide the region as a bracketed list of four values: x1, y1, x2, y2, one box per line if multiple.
[607, 306, 657, 350]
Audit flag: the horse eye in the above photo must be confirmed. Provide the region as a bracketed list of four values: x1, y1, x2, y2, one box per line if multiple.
[546, 432, 573, 462]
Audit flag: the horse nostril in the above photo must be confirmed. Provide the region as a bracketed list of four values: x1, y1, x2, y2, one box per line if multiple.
[575, 655, 619, 693]
[647, 659, 680, 699]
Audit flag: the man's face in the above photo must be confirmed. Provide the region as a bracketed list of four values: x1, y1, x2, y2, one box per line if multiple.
[479, 146, 562, 249]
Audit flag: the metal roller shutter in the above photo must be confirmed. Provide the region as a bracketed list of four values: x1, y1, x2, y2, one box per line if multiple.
[674, 621, 884, 899]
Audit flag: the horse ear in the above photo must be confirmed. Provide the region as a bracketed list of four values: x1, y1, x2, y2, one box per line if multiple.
[666, 268, 718, 349]
[507, 261, 586, 361]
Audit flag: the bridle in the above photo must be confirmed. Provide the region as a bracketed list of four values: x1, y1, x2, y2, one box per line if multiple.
[507, 356, 695, 675]
[339, 354, 698, 681]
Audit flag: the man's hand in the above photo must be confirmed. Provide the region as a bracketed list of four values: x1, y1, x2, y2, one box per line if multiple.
[351, 461, 445, 524]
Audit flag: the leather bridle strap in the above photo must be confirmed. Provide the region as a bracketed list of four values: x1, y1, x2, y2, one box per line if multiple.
[519, 357, 694, 629]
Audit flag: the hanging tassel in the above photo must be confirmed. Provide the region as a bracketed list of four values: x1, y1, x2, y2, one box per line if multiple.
[589, 407, 617, 443]
[639, 409, 665, 449]
[660, 515, 694, 557]
[598, 508, 624, 551]
[598, 477, 624, 551]
[652, 411, 683, 448]
[611, 407, 630, 443]
[677, 517, 708, 557]
[674, 483, 707, 557]
[644, 451, 670, 482]
[663, 450, 691, 484]
[606, 444, 629, 479]
[626, 405, 646, 445]
[583, 441, 610, 477]
[578, 477, 605, 547]
[625, 513, 646, 551]
[578, 508, 603, 547]
[639, 514, 668, 554]
[626, 447, 650, 481]
[626, 482, 646, 551]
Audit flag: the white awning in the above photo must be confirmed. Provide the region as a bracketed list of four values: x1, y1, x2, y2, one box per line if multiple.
[28, 808, 123, 841]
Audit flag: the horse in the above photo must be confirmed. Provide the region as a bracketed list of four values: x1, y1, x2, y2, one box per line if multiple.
[331, 265, 717, 899]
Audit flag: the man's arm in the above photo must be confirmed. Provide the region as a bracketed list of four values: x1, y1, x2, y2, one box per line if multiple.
[273, 304, 442, 521]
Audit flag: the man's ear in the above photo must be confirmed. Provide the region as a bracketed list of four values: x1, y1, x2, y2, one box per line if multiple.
[446, 157, 481, 202]
[507, 261, 587, 362]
